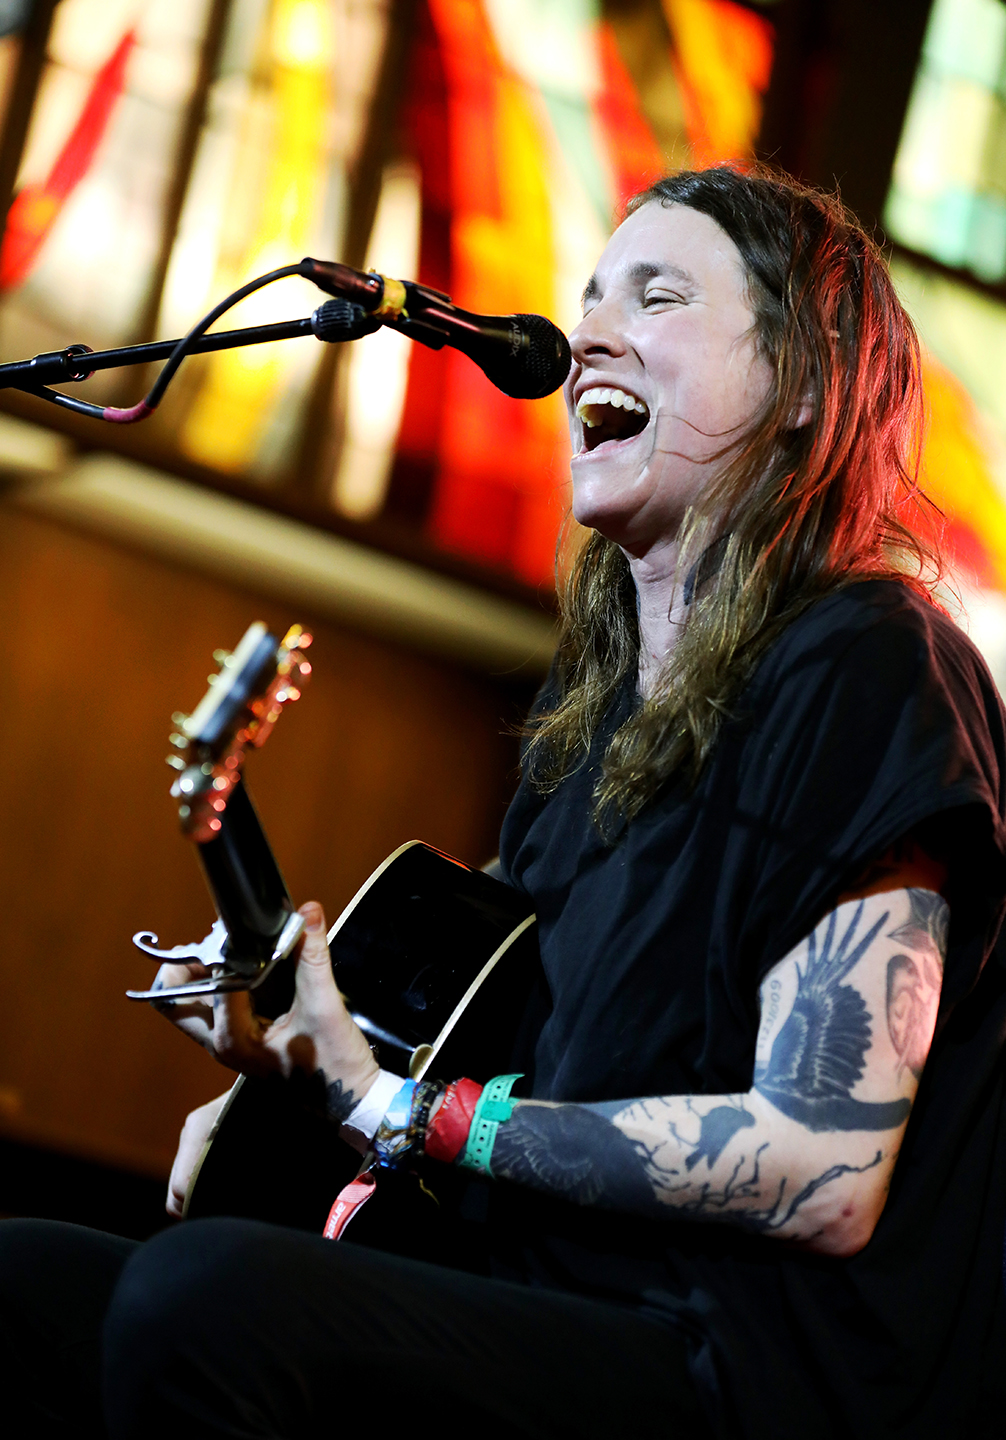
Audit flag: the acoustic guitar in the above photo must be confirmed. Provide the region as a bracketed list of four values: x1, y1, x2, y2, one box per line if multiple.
[128, 623, 541, 1234]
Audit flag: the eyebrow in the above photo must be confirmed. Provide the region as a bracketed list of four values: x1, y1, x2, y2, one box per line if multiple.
[581, 260, 697, 306]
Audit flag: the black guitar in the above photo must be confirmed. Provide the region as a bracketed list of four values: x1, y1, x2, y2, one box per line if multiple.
[128, 623, 541, 1232]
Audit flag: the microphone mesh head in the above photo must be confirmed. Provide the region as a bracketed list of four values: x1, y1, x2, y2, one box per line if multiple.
[484, 314, 572, 399]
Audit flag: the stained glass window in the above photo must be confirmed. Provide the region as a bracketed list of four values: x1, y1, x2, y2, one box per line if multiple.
[158, 0, 390, 479]
[344, 0, 774, 585]
[0, 0, 213, 363]
[886, 0, 1006, 284]
[884, 0, 1006, 678]
[0, 0, 774, 587]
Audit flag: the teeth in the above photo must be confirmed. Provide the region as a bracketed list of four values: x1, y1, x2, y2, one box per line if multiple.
[576, 387, 649, 425]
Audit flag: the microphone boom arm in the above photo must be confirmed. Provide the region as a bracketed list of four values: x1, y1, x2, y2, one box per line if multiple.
[0, 315, 319, 391]
[0, 253, 570, 420]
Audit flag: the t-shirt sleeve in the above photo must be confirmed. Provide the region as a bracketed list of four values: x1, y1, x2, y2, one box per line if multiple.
[730, 588, 1006, 1007]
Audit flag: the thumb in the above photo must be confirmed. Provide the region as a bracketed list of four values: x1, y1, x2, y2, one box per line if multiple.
[296, 901, 332, 967]
[293, 902, 340, 1011]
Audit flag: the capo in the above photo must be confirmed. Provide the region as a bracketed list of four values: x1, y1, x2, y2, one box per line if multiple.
[126, 910, 305, 1003]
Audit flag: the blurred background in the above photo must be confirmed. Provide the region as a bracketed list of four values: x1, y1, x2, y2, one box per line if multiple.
[3, 0, 1006, 1234]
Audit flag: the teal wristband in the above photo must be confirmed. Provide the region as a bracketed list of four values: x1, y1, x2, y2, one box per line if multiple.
[457, 1073, 523, 1177]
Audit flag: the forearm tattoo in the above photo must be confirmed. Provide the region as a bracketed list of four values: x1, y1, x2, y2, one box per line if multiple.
[321, 1075, 359, 1126]
[284, 1067, 359, 1126]
[488, 887, 948, 1240]
[492, 1096, 883, 1234]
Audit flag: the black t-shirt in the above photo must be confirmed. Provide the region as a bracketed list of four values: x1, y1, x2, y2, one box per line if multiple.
[496, 579, 1006, 1440]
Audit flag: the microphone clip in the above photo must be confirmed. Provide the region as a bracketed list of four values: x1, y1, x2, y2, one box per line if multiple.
[310, 299, 381, 344]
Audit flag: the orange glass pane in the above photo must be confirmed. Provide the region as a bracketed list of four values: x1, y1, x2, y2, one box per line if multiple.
[399, 0, 570, 585]
[380, 0, 775, 585]
[593, 21, 665, 209]
[917, 351, 1006, 590]
[662, 0, 773, 165]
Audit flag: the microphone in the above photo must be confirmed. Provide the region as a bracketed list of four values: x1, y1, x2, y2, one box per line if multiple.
[300, 256, 571, 401]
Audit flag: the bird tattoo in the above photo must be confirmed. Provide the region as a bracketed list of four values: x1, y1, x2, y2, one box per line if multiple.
[754, 903, 912, 1132]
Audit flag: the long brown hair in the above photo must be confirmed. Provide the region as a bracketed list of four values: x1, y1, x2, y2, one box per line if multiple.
[525, 166, 942, 833]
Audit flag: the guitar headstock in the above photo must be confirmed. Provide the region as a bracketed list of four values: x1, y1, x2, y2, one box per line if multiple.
[166, 622, 312, 842]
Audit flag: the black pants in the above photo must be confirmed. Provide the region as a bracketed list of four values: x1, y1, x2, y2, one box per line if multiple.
[0, 1216, 708, 1439]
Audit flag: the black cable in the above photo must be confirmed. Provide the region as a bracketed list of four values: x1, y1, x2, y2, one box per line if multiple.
[26, 262, 307, 424]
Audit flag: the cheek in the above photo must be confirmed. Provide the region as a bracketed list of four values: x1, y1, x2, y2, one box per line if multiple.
[731, 347, 775, 417]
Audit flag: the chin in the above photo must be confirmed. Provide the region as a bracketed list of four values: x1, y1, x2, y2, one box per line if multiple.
[569, 487, 630, 539]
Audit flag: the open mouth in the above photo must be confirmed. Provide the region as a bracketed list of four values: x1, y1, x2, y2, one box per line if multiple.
[575, 387, 650, 452]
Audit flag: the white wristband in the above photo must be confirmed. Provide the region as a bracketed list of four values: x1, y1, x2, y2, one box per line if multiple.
[340, 1069, 405, 1145]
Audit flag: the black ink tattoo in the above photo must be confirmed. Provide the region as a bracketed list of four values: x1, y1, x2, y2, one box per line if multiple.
[489, 1098, 884, 1234]
[491, 1104, 659, 1212]
[754, 902, 912, 1132]
[648, 1141, 883, 1236]
[485, 896, 938, 1229]
[738, 1150, 884, 1234]
[684, 1104, 756, 1170]
[886, 888, 947, 1079]
[321, 1075, 357, 1125]
[889, 886, 949, 956]
[280, 1067, 359, 1128]
[763, 975, 782, 1033]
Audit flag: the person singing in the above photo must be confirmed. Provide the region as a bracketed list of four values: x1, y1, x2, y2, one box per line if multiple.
[3, 166, 1005, 1440]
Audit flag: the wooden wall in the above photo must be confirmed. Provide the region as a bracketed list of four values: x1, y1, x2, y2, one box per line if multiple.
[0, 504, 530, 1178]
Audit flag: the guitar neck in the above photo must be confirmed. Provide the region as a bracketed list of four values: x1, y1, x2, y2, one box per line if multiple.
[197, 776, 293, 966]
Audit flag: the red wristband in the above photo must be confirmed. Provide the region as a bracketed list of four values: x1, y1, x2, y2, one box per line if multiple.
[423, 1077, 482, 1163]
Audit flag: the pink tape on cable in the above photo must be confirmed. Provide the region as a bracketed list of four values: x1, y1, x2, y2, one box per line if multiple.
[101, 400, 154, 424]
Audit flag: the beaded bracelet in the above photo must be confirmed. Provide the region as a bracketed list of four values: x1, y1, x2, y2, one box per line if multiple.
[407, 1078, 446, 1154]
[456, 1073, 523, 1177]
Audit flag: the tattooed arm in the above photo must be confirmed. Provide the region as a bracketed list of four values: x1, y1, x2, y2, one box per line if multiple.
[486, 875, 948, 1257]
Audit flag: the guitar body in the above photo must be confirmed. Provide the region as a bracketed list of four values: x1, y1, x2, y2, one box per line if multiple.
[185, 843, 545, 1233]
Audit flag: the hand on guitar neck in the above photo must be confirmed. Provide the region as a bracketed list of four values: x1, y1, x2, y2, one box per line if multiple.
[154, 899, 380, 1131]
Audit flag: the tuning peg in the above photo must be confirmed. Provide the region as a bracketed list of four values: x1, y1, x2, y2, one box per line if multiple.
[171, 712, 188, 727]
[166, 754, 186, 770]
[169, 732, 187, 749]
[212, 649, 231, 665]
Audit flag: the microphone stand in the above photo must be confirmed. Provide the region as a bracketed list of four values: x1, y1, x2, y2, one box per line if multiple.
[0, 308, 356, 417]
[0, 252, 570, 417]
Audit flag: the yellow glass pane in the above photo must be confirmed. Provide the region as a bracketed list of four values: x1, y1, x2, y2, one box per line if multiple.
[165, 0, 390, 478]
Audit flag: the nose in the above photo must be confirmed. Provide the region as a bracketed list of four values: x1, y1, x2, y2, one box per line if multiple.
[568, 294, 628, 369]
